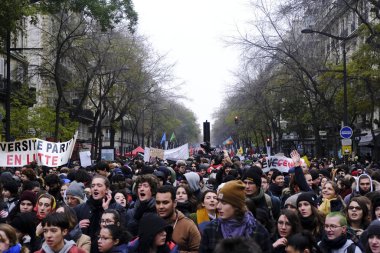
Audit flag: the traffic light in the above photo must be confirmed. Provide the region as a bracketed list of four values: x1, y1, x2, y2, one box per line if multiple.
[234, 116, 239, 125]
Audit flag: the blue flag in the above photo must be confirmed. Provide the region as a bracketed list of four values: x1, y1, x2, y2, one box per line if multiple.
[160, 132, 166, 145]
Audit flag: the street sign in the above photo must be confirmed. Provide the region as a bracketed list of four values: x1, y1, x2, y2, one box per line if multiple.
[341, 138, 352, 146]
[340, 126, 353, 139]
[342, 145, 352, 155]
[319, 131, 327, 136]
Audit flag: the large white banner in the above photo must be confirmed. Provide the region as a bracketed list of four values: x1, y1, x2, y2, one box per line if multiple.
[0, 132, 77, 167]
[144, 143, 189, 162]
[262, 154, 306, 173]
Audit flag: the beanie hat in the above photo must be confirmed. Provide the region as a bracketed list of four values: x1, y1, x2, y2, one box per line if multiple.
[367, 220, 380, 237]
[284, 193, 301, 208]
[310, 170, 319, 181]
[66, 181, 85, 200]
[3, 180, 19, 195]
[241, 169, 261, 188]
[217, 180, 246, 210]
[296, 192, 318, 208]
[20, 190, 37, 206]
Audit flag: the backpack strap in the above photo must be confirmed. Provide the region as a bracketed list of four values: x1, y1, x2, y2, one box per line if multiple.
[264, 193, 274, 219]
[346, 242, 356, 253]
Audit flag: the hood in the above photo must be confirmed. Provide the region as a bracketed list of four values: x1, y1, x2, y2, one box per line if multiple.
[356, 174, 373, 192]
[42, 240, 75, 253]
[184, 172, 200, 192]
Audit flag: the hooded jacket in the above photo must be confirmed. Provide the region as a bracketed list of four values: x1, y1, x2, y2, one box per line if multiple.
[344, 174, 373, 205]
[35, 240, 86, 253]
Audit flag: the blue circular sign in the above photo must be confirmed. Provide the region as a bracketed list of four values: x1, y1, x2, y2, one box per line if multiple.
[340, 126, 353, 139]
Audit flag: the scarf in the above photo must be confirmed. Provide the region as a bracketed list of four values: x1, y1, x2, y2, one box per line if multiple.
[319, 198, 337, 215]
[196, 208, 216, 225]
[269, 184, 283, 197]
[250, 188, 265, 203]
[87, 197, 103, 237]
[319, 234, 347, 253]
[220, 211, 256, 239]
[300, 215, 315, 231]
[4, 244, 21, 253]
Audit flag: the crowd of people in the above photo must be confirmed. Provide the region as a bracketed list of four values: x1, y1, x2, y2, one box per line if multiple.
[0, 149, 379, 253]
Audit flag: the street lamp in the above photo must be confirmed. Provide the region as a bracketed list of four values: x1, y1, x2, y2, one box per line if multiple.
[301, 28, 356, 126]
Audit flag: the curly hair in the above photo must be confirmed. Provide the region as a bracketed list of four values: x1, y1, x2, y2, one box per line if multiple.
[134, 174, 159, 196]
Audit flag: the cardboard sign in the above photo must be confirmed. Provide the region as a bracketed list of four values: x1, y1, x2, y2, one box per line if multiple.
[150, 148, 165, 159]
[0, 132, 77, 167]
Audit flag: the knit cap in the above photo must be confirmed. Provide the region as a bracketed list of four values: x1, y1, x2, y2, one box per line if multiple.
[9, 212, 37, 236]
[66, 181, 85, 201]
[241, 169, 262, 188]
[367, 220, 380, 237]
[284, 193, 301, 208]
[20, 190, 37, 206]
[217, 180, 246, 210]
[296, 192, 318, 208]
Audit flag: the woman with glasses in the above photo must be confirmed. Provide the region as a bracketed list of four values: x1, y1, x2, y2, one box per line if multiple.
[97, 225, 131, 253]
[346, 196, 370, 237]
[271, 209, 302, 253]
[318, 180, 345, 215]
[100, 210, 122, 229]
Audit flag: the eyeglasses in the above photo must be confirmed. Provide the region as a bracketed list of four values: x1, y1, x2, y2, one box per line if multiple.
[277, 221, 291, 227]
[98, 236, 112, 241]
[100, 219, 115, 225]
[348, 206, 362, 211]
[324, 224, 344, 231]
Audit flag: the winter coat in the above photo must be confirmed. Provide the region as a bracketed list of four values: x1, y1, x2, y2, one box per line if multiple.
[127, 238, 178, 253]
[126, 198, 156, 236]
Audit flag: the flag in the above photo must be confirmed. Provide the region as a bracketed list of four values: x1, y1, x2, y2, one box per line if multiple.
[160, 132, 166, 145]
[170, 132, 176, 142]
[223, 136, 234, 145]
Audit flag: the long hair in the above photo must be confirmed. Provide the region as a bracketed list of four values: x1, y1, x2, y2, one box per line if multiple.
[298, 204, 325, 239]
[0, 224, 18, 246]
[346, 196, 370, 229]
[274, 209, 302, 239]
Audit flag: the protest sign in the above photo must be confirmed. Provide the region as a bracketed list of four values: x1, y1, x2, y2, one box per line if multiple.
[150, 148, 165, 159]
[262, 154, 306, 173]
[0, 132, 77, 167]
[79, 151, 92, 167]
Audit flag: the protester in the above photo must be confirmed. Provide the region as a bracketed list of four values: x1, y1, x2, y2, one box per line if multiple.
[126, 174, 158, 236]
[318, 212, 362, 253]
[9, 212, 38, 252]
[272, 209, 302, 253]
[318, 181, 345, 215]
[199, 180, 272, 253]
[344, 174, 374, 205]
[346, 197, 370, 237]
[65, 181, 86, 208]
[175, 185, 197, 217]
[56, 205, 91, 253]
[35, 193, 57, 238]
[0, 223, 24, 253]
[35, 213, 86, 253]
[128, 213, 178, 253]
[100, 209, 122, 228]
[75, 175, 125, 253]
[214, 237, 262, 253]
[365, 220, 380, 253]
[297, 192, 325, 240]
[189, 190, 218, 232]
[155, 185, 201, 253]
[286, 231, 319, 253]
[97, 225, 131, 253]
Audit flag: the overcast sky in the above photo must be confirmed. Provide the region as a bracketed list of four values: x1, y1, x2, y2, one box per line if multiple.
[133, 0, 253, 128]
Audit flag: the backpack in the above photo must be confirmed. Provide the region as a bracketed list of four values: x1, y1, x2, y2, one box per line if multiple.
[264, 193, 274, 219]
[346, 243, 357, 253]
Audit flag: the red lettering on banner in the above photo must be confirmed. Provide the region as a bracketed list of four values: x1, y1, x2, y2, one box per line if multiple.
[52, 156, 58, 166]
[7, 155, 13, 165]
[14, 154, 21, 165]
